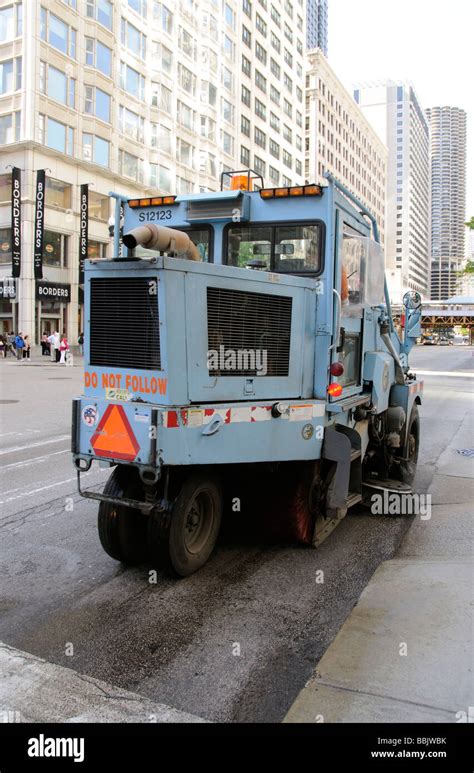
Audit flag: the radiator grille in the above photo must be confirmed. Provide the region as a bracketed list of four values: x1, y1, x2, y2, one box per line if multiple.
[207, 287, 292, 377]
[90, 277, 161, 370]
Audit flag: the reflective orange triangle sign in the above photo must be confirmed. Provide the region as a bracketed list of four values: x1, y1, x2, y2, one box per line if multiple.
[91, 404, 140, 461]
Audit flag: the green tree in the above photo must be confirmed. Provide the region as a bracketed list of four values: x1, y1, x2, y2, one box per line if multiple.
[465, 216, 474, 230]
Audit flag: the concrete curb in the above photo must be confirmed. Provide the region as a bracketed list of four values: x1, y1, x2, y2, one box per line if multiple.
[0, 642, 207, 723]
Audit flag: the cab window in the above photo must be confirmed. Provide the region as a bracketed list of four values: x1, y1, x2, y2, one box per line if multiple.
[341, 225, 366, 307]
[134, 226, 212, 262]
[225, 223, 322, 274]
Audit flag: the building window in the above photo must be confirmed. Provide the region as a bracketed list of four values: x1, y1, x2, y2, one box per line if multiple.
[153, 2, 172, 33]
[43, 231, 68, 267]
[270, 58, 280, 78]
[283, 22, 292, 42]
[270, 31, 280, 52]
[269, 165, 279, 185]
[88, 191, 109, 221]
[241, 115, 250, 137]
[254, 127, 266, 149]
[283, 98, 292, 118]
[86, 0, 113, 30]
[0, 3, 23, 42]
[283, 124, 292, 143]
[40, 62, 75, 107]
[179, 64, 196, 95]
[243, 0, 252, 18]
[256, 41, 267, 64]
[256, 13, 267, 35]
[177, 100, 194, 131]
[45, 178, 72, 210]
[283, 150, 292, 168]
[255, 97, 266, 120]
[222, 66, 233, 92]
[128, 0, 147, 17]
[269, 139, 279, 158]
[221, 98, 234, 123]
[121, 17, 146, 59]
[255, 70, 266, 93]
[40, 8, 76, 57]
[271, 5, 280, 26]
[119, 105, 144, 141]
[0, 56, 21, 94]
[283, 73, 292, 93]
[254, 155, 265, 177]
[176, 138, 193, 167]
[84, 85, 111, 122]
[83, 133, 110, 167]
[296, 110, 302, 128]
[270, 112, 280, 132]
[39, 115, 73, 154]
[221, 130, 234, 155]
[120, 63, 145, 100]
[241, 84, 251, 107]
[270, 85, 280, 105]
[242, 25, 251, 47]
[242, 54, 251, 77]
[119, 149, 143, 181]
[295, 159, 302, 176]
[85, 38, 112, 76]
[178, 27, 195, 59]
[241, 145, 250, 166]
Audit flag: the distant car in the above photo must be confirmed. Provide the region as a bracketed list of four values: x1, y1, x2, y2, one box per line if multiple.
[438, 338, 452, 346]
[421, 336, 436, 345]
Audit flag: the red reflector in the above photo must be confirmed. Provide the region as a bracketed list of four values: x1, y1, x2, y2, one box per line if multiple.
[330, 362, 344, 376]
[327, 383, 343, 397]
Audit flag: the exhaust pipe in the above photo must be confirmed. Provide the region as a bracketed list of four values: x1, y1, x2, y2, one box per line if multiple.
[122, 224, 201, 261]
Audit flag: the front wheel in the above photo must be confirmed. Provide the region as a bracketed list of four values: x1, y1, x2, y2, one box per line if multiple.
[148, 473, 222, 577]
[396, 404, 420, 485]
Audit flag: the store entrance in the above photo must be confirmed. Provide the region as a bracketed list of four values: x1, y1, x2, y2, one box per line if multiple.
[41, 318, 60, 337]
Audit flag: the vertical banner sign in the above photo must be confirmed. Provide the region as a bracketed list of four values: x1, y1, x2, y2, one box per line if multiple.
[34, 169, 46, 280]
[119, 202, 124, 257]
[79, 184, 88, 284]
[11, 167, 21, 278]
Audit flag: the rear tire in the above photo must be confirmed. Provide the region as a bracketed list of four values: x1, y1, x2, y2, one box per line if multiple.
[148, 473, 222, 577]
[98, 466, 149, 564]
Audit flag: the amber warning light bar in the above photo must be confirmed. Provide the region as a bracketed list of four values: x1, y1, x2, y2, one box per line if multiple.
[260, 184, 323, 199]
[128, 196, 177, 208]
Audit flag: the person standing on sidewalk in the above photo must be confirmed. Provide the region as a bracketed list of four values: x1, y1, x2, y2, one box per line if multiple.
[59, 334, 69, 364]
[14, 332, 25, 361]
[22, 335, 31, 360]
[7, 332, 16, 356]
[48, 331, 60, 363]
[78, 332, 84, 356]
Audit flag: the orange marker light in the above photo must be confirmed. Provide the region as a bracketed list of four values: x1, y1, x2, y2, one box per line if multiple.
[275, 187, 289, 197]
[304, 184, 323, 196]
[151, 197, 163, 205]
[128, 200, 139, 208]
[139, 198, 151, 207]
[260, 189, 274, 198]
[327, 383, 343, 397]
[163, 195, 176, 204]
[289, 187, 304, 196]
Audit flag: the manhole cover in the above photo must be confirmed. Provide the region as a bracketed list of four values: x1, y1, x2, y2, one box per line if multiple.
[455, 449, 474, 457]
[0, 400, 19, 404]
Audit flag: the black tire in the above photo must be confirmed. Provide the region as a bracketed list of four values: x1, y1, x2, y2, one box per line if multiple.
[98, 466, 149, 564]
[148, 474, 222, 577]
[397, 404, 420, 485]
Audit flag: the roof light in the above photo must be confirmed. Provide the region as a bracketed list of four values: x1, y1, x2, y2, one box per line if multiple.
[304, 184, 323, 196]
[327, 383, 343, 397]
[128, 196, 177, 208]
[275, 187, 290, 197]
[260, 189, 274, 199]
[289, 187, 304, 196]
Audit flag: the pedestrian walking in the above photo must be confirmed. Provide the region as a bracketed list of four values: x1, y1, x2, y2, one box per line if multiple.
[59, 334, 69, 364]
[41, 332, 51, 356]
[48, 331, 60, 362]
[7, 332, 16, 356]
[22, 335, 31, 359]
[0, 335, 6, 357]
[15, 332, 25, 361]
[78, 332, 84, 356]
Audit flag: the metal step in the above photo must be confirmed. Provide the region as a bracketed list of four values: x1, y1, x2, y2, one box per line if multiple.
[350, 449, 361, 462]
[345, 492, 362, 508]
[362, 479, 412, 494]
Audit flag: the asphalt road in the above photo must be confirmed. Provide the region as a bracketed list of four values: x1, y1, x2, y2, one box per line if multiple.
[0, 346, 472, 722]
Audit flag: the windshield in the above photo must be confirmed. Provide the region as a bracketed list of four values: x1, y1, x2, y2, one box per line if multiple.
[226, 223, 322, 274]
[134, 227, 212, 261]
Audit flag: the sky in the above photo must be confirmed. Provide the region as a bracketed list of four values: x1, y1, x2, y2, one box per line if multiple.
[328, 0, 473, 218]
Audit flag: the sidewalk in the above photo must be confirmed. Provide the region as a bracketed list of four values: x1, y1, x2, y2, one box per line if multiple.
[284, 413, 473, 723]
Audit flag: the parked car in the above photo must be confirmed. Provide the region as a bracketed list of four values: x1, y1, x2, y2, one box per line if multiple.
[421, 335, 436, 345]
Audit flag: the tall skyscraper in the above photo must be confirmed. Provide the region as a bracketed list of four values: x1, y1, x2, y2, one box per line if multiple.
[426, 107, 467, 300]
[306, 0, 328, 55]
[354, 82, 430, 299]
[0, 0, 306, 342]
[305, 51, 387, 240]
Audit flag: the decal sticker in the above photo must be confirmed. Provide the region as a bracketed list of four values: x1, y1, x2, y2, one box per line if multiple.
[82, 404, 99, 428]
[289, 405, 314, 422]
[301, 423, 314, 439]
[105, 388, 133, 402]
[188, 409, 204, 427]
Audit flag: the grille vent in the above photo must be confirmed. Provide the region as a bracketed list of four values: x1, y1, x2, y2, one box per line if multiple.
[90, 277, 161, 370]
[207, 286, 292, 377]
